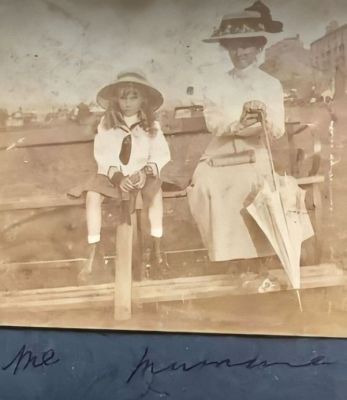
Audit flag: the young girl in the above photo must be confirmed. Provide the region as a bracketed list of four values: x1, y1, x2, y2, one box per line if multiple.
[76, 70, 170, 281]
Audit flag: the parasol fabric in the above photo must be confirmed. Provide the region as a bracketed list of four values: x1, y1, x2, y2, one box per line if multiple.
[247, 177, 313, 289]
[246, 110, 314, 290]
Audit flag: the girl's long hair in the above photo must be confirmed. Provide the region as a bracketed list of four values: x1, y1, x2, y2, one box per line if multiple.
[102, 83, 158, 136]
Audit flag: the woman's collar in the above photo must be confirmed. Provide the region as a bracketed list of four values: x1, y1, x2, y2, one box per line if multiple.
[229, 62, 259, 79]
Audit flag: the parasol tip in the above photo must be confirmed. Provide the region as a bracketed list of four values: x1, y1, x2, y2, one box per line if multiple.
[296, 290, 303, 313]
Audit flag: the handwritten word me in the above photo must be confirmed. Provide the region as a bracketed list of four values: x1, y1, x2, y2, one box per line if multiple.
[2, 345, 60, 375]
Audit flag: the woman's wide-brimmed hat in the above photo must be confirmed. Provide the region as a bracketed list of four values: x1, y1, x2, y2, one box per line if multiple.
[96, 70, 164, 110]
[203, 1, 282, 43]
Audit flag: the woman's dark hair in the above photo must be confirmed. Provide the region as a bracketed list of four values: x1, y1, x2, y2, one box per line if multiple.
[219, 36, 267, 50]
[102, 83, 157, 136]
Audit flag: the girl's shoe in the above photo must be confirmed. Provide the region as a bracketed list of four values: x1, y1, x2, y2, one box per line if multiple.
[149, 237, 170, 279]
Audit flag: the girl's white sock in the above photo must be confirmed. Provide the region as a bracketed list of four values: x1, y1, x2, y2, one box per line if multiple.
[88, 234, 100, 244]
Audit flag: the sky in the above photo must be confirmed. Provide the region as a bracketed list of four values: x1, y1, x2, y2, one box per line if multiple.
[2, 0, 347, 112]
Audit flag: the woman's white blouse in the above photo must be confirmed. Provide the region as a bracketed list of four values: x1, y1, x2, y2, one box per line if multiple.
[93, 119, 170, 177]
[199, 64, 285, 139]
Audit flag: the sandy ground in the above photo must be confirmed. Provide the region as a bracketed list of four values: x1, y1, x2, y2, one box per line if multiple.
[1, 102, 347, 337]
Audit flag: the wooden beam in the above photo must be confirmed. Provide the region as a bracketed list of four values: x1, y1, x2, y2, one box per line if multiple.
[296, 175, 325, 185]
[162, 190, 187, 198]
[0, 196, 85, 211]
[0, 264, 343, 312]
[0, 127, 94, 150]
[0, 256, 117, 270]
[113, 215, 134, 320]
[0, 283, 113, 311]
[0, 189, 184, 212]
[134, 263, 344, 302]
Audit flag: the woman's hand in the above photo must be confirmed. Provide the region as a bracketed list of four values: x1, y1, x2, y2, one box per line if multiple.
[243, 100, 267, 114]
[119, 176, 136, 192]
[240, 100, 267, 125]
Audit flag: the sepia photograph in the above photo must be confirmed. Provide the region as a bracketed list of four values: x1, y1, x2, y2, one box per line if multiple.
[1, 0, 347, 336]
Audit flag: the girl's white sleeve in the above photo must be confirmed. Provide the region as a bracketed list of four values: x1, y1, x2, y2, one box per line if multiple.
[93, 127, 120, 176]
[148, 122, 171, 173]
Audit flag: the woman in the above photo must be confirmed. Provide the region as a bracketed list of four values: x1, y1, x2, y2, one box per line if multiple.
[187, 5, 286, 263]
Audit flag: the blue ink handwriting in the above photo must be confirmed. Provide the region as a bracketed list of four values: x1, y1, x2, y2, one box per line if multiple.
[2, 345, 60, 375]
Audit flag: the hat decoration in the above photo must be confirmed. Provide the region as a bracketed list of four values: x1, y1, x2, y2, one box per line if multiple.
[244, 1, 283, 33]
[203, 1, 282, 43]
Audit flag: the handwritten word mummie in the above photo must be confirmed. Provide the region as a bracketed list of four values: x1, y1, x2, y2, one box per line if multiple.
[127, 347, 332, 384]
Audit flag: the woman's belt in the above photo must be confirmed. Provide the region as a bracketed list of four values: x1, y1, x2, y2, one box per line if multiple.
[201, 150, 256, 167]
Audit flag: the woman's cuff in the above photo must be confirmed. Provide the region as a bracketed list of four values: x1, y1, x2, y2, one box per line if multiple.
[221, 121, 242, 136]
[228, 121, 245, 136]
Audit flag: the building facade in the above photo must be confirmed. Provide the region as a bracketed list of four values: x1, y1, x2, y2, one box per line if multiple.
[310, 22, 347, 97]
[262, 35, 312, 98]
[265, 34, 309, 66]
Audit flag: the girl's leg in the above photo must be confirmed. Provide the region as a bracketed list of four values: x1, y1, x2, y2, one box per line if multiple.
[141, 178, 168, 276]
[80, 191, 109, 282]
[148, 188, 163, 239]
[148, 188, 169, 275]
[86, 191, 104, 244]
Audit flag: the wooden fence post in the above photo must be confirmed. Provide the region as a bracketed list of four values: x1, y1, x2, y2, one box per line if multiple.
[114, 216, 134, 320]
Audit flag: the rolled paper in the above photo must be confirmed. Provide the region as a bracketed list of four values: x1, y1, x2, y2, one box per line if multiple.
[207, 150, 256, 167]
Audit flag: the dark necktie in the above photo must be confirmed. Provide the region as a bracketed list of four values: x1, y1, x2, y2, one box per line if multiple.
[119, 134, 132, 165]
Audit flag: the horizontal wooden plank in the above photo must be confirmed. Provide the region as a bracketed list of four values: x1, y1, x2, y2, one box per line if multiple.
[0, 256, 117, 270]
[0, 190, 185, 211]
[0, 295, 113, 312]
[162, 190, 187, 198]
[0, 138, 93, 151]
[0, 283, 112, 298]
[0, 174, 323, 212]
[0, 195, 85, 211]
[135, 264, 344, 302]
[0, 259, 85, 270]
[0, 125, 94, 149]
[0, 264, 343, 312]
[296, 175, 325, 185]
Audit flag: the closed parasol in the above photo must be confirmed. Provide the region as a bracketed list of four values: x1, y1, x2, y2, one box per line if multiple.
[246, 111, 314, 293]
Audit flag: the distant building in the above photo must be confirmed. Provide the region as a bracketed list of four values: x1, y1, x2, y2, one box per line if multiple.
[262, 35, 313, 98]
[88, 102, 104, 116]
[7, 108, 37, 128]
[310, 22, 347, 98]
[0, 109, 8, 129]
[265, 34, 309, 64]
[45, 107, 71, 123]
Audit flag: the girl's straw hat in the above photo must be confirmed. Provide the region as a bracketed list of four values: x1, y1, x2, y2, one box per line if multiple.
[96, 70, 164, 110]
[203, 1, 282, 43]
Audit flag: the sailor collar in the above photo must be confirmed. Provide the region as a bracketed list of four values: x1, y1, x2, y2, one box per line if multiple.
[114, 111, 146, 134]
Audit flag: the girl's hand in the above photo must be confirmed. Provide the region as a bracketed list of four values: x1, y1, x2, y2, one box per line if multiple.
[119, 176, 135, 192]
[129, 170, 146, 189]
[144, 163, 158, 177]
